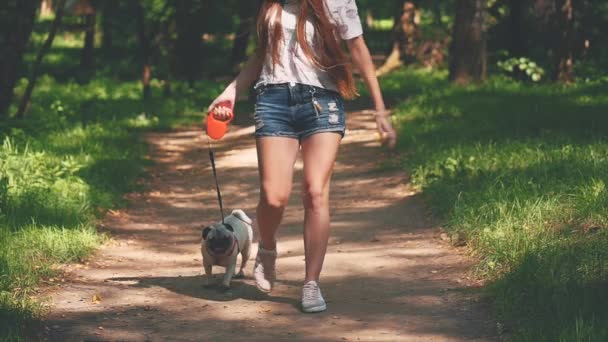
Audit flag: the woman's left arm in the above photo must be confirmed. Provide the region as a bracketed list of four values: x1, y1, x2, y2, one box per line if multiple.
[346, 36, 397, 149]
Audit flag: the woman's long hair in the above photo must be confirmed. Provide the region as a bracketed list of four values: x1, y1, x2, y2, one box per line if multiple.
[256, 0, 358, 99]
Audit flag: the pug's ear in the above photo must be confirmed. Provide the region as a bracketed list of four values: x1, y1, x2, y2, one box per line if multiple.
[225, 224, 234, 232]
[202, 226, 212, 239]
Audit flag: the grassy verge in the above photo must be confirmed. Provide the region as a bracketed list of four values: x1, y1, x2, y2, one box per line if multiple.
[1, 16, 240, 339]
[383, 68, 608, 340]
[0, 76, 220, 341]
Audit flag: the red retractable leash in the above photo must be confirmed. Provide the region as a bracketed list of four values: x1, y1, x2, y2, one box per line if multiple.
[205, 101, 234, 225]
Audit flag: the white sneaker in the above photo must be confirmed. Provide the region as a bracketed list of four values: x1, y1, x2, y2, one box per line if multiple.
[253, 244, 277, 293]
[301, 280, 327, 313]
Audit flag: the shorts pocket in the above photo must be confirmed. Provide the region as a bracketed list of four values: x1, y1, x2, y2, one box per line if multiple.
[254, 85, 267, 97]
[314, 96, 345, 126]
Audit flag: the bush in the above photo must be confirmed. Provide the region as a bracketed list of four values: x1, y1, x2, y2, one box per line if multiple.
[385, 68, 608, 340]
[497, 57, 546, 82]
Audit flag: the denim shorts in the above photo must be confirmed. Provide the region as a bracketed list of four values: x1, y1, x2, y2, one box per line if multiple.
[253, 82, 346, 141]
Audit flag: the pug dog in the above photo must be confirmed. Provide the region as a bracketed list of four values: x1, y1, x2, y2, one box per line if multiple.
[201, 209, 253, 290]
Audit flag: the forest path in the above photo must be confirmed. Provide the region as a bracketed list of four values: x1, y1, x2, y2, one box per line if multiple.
[43, 107, 496, 341]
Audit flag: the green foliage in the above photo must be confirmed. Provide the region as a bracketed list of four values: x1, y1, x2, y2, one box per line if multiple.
[497, 57, 546, 82]
[0, 74, 221, 337]
[384, 68, 608, 341]
[1, 23, 224, 338]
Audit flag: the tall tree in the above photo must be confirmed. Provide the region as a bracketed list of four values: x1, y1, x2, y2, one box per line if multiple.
[554, 0, 574, 82]
[0, 0, 40, 118]
[100, 1, 116, 52]
[508, 0, 525, 56]
[174, 0, 204, 87]
[449, 0, 487, 84]
[15, 0, 68, 119]
[376, 1, 420, 76]
[231, 0, 258, 66]
[135, 0, 152, 100]
[81, 9, 96, 72]
[534, 0, 577, 82]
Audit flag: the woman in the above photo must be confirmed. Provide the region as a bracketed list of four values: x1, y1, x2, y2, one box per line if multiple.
[207, 0, 397, 313]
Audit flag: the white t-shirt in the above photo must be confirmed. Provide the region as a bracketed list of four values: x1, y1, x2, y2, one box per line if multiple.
[255, 0, 364, 92]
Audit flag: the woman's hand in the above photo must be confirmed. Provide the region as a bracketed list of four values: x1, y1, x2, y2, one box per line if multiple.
[206, 51, 264, 121]
[207, 85, 236, 121]
[374, 110, 397, 149]
[346, 36, 397, 149]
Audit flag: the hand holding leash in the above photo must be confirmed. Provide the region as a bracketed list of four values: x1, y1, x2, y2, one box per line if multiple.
[206, 101, 234, 140]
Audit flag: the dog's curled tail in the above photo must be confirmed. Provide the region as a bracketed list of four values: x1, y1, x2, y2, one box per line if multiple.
[231, 209, 252, 224]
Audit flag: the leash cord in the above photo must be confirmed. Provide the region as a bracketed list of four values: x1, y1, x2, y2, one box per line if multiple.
[207, 136, 225, 224]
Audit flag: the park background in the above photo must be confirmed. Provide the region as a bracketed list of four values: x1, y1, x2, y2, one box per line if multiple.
[1, 0, 607, 340]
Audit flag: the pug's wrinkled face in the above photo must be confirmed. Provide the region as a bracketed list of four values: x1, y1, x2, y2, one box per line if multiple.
[202, 223, 234, 254]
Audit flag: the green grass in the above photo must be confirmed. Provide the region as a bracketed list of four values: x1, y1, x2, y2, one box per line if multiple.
[382, 68, 608, 341]
[1, 28, 226, 339]
[0, 74, 221, 339]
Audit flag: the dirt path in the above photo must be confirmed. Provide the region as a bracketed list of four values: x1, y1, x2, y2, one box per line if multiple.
[43, 108, 496, 341]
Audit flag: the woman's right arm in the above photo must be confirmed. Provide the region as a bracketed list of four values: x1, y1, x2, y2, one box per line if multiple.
[207, 50, 265, 118]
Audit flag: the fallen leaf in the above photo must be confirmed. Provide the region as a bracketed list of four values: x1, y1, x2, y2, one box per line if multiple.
[92, 294, 102, 304]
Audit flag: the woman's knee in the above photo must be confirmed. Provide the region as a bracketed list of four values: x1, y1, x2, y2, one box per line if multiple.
[260, 186, 291, 210]
[301, 183, 328, 211]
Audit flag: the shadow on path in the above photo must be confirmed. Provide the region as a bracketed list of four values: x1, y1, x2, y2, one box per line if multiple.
[43, 109, 496, 341]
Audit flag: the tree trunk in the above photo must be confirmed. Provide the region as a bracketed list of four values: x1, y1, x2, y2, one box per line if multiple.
[376, 1, 419, 76]
[80, 12, 96, 72]
[15, 0, 67, 119]
[101, 2, 115, 51]
[508, 0, 525, 56]
[431, 1, 442, 27]
[135, 1, 151, 100]
[231, 0, 257, 66]
[449, 0, 487, 84]
[0, 0, 40, 119]
[174, 0, 203, 87]
[554, 0, 574, 82]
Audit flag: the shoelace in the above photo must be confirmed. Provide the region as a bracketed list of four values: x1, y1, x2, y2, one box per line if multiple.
[303, 282, 320, 301]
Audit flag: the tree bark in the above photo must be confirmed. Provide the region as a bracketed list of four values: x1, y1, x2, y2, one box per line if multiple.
[80, 12, 96, 72]
[554, 0, 574, 82]
[101, 1, 115, 51]
[135, 1, 151, 100]
[0, 0, 40, 119]
[449, 0, 487, 84]
[15, 0, 67, 119]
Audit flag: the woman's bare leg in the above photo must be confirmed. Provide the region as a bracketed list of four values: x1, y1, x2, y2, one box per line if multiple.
[255, 137, 300, 250]
[300, 132, 342, 282]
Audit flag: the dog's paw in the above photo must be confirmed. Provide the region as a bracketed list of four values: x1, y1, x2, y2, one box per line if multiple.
[233, 270, 245, 279]
[218, 284, 231, 292]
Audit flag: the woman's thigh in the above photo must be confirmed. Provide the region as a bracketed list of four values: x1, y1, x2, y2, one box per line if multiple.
[300, 132, 342, 199]
[256, 137, 300, 202]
